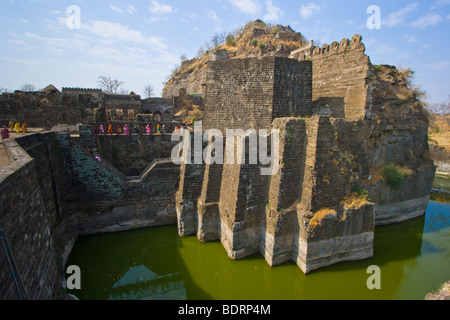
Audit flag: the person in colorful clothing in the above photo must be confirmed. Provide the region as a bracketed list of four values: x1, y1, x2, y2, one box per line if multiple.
[156, 124, 161, 135]
[9, 121, 14, 131]
[124, 124, 130, 136]
[1, 125, 10, 140]
[117, 124, 122, 135]
[107, 124, 113, 135]
[99, 124, 105, 135]
[146, 124, 151, 135]
[22, 122, 27, 134]
[14, 122, 21, 133]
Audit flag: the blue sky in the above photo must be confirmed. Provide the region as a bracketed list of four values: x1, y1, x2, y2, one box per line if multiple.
[0, 0, 449, 104]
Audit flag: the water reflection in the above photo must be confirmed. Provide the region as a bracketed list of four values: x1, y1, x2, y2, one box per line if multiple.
[66, 200, 450, 300]
[109, 265, 186, 300]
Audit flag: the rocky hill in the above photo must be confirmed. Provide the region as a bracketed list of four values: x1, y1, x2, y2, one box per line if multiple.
[162, 20, 307, 98]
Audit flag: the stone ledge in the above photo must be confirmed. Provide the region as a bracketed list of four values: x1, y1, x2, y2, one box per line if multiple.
[374, 195, 430, 226]
[295, 232, 375, 274]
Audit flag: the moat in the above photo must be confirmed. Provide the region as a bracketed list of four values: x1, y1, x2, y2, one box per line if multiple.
[65, 199, 449, 300]
[1, 22, 447, 300]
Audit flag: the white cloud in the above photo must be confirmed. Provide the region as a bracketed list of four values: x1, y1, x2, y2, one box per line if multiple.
[384, 2, 419, 27]
[44, 13, 69, 34]
[430, 0, 450, 10]
[208, 10, 221, 22]
[263, 0, 284, 22]
[373, 42, 398, 55]
[8, 39, 27, 46]
[228, 0, 261, 15]
[299, 3, 320, 19]
[24, 32, 71, 49]
[109, 5, 123, 14]
[427, 60, 450, 70]
[403, 35, 418, 42]
[410, 13, 442, 28]
[84, 21, 167, 50]
[149, 0, 173, 14]
[447, 14, 450, 20]
[127, 5, 137, 14]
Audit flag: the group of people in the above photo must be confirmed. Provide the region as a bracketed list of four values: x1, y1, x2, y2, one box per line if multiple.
[1, 121, 29, 140]
[95, 123, 184, 136]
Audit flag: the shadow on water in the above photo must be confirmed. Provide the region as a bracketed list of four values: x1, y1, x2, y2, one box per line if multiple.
[65, 225, 213, 300]
[66, 200, 449, 300]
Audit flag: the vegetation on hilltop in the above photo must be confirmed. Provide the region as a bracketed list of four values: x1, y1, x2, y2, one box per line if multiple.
[163, 19, 308, 90]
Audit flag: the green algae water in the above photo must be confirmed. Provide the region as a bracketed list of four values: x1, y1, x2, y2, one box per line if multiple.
[65, 200, 449, 300]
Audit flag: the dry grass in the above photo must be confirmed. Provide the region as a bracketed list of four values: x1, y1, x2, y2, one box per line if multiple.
[367, 165, 414, 185]
[167, 21, 305, 84]
[429, 128, 450, 153]
[398, 166, 414, 176]
[367, 167, 385, 185]
[309, 208, 336, 228]
[340, 193, 372, 209]
[175, 104, 203, 126]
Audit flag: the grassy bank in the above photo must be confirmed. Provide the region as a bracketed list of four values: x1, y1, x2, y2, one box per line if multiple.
[433, 173, 450, 191]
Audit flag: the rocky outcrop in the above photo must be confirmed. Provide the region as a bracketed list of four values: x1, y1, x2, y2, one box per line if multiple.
[425, 281, 450, 300]
[429, 143, 450, 173]
[175, 34, 435, 274]
[162, 20, 306, 98]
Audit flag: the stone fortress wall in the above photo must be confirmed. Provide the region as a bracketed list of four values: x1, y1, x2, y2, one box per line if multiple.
[0, 87, 203, 131]
[202, 57, 312, 132]
[0, 34, 435, 299]
[176, 36, 435, 274]
[290, 34, 372, 120]
[0, 129, 181, 300]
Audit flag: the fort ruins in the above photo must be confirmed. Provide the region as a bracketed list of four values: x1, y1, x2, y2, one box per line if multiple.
[0, 30, 435, 299]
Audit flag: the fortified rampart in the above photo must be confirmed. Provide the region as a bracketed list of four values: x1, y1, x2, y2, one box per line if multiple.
[0, 130, 181, 300]
[290, 34, 371, 120]
[0, 33, 436, 299]
[0, 133, 69, 299]
[176, 42, 435, 274]
[203, 57, 312, 132]
[0, 89, 188, 131]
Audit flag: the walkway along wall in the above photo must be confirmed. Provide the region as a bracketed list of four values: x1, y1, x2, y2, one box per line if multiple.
[0, 133, 67, 299]
[0, 131, 181, 299]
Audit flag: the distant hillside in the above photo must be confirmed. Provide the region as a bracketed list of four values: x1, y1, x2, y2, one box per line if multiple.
[162, 19, 308, 98]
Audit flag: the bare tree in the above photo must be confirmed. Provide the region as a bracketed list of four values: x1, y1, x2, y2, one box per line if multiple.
[98, 76, 124, 94]
[210, 32, 227, 48]
[0, 87, 11, 94]
[20, 84, 35, 92]
[196, 46, 206, 59]
[429, 99, 450, 132]
[143, 85, 154, 99]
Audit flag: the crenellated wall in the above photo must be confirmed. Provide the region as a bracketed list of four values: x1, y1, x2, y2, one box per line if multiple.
[0, 32, 436, 298]
[175, 52, 434, 274]
[290, 34, 372, 120]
